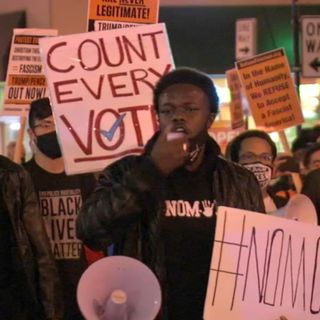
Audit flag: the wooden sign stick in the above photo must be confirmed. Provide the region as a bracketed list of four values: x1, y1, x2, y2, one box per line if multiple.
[13, 116, 26, 164]
[278, 130, 302, 193]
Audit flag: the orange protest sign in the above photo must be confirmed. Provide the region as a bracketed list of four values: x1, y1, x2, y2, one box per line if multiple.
[208, 121, 245, 155]
[2, 28, 58, 116]
[225, 68, 245, 129]
[87, 0, 159, 31]
[236, 48, 304, 132]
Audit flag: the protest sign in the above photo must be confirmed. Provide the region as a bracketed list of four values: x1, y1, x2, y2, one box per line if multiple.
[87, 0, 159, 31]
[2, 28, 58, 116]
[226, 68, 245, 129]
[204, 206, 320, 320]
[208, 121, 245, 155]
[39, 23, 174, 174]
[236, 48, 304, 132]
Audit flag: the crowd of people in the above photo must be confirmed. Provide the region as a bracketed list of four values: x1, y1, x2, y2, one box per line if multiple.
[1, 67, 319, 319]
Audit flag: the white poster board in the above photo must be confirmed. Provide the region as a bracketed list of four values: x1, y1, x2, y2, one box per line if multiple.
[2, 28, 58, 116]
[235, 18, 257, 61]
[204, 206, 320, 320]
[301, 16, 320, 78]
[39, 23, 174, 175]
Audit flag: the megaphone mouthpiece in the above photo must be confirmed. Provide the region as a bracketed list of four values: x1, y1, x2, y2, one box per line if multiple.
[96, 289, 128, 320]
[77, 256, 161, 320]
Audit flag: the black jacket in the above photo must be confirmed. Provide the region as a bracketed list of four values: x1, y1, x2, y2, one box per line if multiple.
[76, 135, 265, 318]
[0, 155, 63, 319]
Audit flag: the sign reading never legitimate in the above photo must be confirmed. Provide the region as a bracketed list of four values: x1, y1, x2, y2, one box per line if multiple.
[39, 23, 174, 175]
[204, 206, 320, 320]
[87, 0, 159, 31]
[236, 48, 304, 132]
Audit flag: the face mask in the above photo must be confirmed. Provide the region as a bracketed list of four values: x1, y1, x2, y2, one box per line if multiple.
[36, 131, 62, 159]
[242, 162, 272, 189]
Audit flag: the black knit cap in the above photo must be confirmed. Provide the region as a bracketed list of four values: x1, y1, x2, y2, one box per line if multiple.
[28, 97, 52, 128]
[153, 67, 219, 114]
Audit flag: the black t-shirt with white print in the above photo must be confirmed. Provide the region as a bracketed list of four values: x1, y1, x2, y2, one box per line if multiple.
[162, 154, 217, 320]
[24, 158, 96, 320]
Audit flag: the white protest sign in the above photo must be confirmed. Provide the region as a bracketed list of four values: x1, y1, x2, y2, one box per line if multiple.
[2, 28, 58, 116]
[301, 16, 320, 78]
[204, 206, 320, 320]
[236, 18, 257, 61]
[39, 23, 174, 175]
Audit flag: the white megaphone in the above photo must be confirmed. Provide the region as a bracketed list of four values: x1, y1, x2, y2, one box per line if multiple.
[272, 194, 318, 225]
[77, 256, 161, 320]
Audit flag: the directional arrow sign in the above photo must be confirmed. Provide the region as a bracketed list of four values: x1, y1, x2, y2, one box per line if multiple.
[235, 18, 257, 61]
[310, 57, 320, 72]
[301, 16, 320, 77]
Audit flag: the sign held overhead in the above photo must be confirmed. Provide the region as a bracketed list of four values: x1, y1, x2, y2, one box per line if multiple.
[235, 18, 257, 61]
[301, 16, 320, 78]
[235, 48, 304, 132]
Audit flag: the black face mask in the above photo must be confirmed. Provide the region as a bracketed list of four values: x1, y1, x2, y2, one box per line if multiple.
[36, 131, 62, 159]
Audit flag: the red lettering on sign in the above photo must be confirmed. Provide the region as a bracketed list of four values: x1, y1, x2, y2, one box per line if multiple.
[60, 110, 94, 155]
[47, 42, 75, 73]
[95, 108, 125, 151]
[59, 105, 155, 158]
[78, 39, 102, 71]
[54, 79, 83, 103]
[119, 105, 149, 146]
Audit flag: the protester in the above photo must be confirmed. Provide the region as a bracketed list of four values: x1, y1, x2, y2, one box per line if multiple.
[269, 152, 299, 198]
[301, 168, 320, 223]
[301, 143, 320, 223]
[291, 127, 320, 176]
[0, 154, 63, 319]
[76, 67, 265, 320]
[227, 129, 288, 213]
[24, 98, 98, 320]
[303, 143, 320, 174]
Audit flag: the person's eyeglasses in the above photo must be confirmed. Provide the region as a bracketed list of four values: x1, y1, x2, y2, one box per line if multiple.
[239, 152, 273, 163]
[33, 121, 55, 130]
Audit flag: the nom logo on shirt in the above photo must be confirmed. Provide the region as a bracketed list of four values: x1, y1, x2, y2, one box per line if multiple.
[165, 200, 215, 218]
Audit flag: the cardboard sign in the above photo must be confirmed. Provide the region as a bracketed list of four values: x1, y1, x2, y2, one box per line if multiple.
[2, 28, 58, 116]
[87, 0, 159, 31]
[204, 206, 320, 320]
[236, 48, 304, 132]
[226, 69, 245, 129]
[208, 122, 245, 155]
[39, 23, 174, 175]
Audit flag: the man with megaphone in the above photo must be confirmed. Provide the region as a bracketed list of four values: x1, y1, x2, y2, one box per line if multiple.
[76, 67, 265, 320]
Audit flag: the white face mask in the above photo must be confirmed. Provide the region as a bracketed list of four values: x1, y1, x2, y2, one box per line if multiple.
[242, 162, 272, 189]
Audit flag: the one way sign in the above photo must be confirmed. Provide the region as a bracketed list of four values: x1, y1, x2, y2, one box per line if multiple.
[235, 18, 257, 60]
[302, 16, 320, 77]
